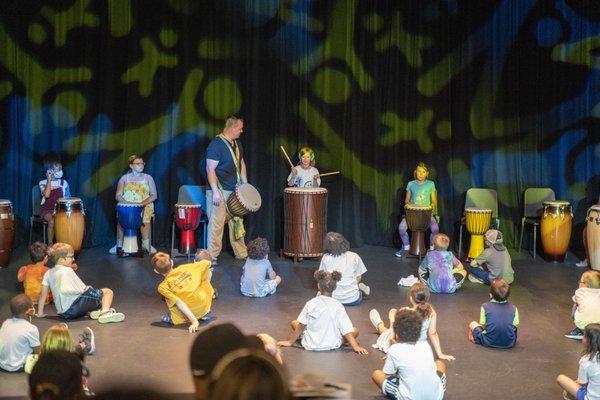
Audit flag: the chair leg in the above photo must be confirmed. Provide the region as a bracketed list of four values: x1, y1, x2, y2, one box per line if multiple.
[29, 219, 33, 246]
[533, 225, 537, 259]
[518, 219, 525, 253]
[458, 224, 463, 259]
[202, 221, 208, 249]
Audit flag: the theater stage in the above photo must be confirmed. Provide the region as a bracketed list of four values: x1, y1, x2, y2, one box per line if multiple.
[0, 244, 586, 399]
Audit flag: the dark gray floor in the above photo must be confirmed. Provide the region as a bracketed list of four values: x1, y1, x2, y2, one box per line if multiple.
[0, 244, 587, 399]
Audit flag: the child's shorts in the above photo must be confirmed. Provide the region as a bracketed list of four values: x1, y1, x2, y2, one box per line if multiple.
[577, 385, 587, 400]
[341, 292, 362, 307]
[471, 326, 485, 345]
[382, 373, 446, 399]
[59, 287, 103, 320]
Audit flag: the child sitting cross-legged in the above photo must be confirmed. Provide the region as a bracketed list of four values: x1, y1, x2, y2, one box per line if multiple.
[565, 270, 600, 340]
[240, 237, 282, 297]
[371, 308, 446, 400]
[557, 323, 600, 400]
[278, 270, 368, 354]
[418, 233, 466, 293]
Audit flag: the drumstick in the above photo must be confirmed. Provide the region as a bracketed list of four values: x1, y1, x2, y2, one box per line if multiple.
[280, 146, 294, 169]
[318, 171, 340, 178]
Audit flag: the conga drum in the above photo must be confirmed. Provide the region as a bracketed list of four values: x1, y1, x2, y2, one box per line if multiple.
[540, 200, 572, 262]
[54, 197, 85, 255]
[117, 203, 144, 253]
[283, 187, 328, 260]
[465, 208, 492, 259]
[175, 204, 202, 254]
[226, 183, 262, 217]
[404, 204, 432, 256]
[0, 199, 14, 268]
[586, 205, 600, 270]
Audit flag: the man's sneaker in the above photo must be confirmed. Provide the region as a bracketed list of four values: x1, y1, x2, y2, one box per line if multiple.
[98, 310, 125, 324]
[369, 309, 383, 331]
[575, 259, 589, 268]
[564, 327, 584, 340]
[468, 274, 485, 284]
[79, 327, 95, 355]
[358, 282, 370, 296]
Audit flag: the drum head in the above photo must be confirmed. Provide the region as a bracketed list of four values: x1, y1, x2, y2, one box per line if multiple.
[590, 205, 600, 212]
[0, 199, 12, 206]
[57, 197, 82, 204]
[465, 207, 492, 213]
[117, 202, 144, 208]
[405, 204, 432, 211]
[175, 203, 201, 209]
[237, 184, 262, 210]
[284, 187, 328, 194]
[544, 200, 570, 207]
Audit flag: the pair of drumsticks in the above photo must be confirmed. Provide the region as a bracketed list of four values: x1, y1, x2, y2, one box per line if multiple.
[279, 146, 340, 178]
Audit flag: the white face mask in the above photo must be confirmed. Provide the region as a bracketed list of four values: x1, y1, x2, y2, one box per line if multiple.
[132, 165, 144, 174]
[53, 170, 63, 179]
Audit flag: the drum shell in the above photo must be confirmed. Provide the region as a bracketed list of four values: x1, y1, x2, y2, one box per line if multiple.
[0, 202, 15, 267]
[586, 206, 600, 271]
[540, 202, 572, 261]
[405, 206, 432, 231]
[465, 209, 492, 235]
[283, 188, 327, 257]
[117, 204, 144, 232]
[54, 199, 85, 254]
[175, 205, 202, 231]
[226, 184, 262, 217]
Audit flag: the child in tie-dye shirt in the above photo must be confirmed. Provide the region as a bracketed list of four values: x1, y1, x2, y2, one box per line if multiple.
[418, 234, 466, 293]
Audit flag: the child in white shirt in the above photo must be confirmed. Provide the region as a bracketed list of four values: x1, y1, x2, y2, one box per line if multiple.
[0, 294, 40, 372]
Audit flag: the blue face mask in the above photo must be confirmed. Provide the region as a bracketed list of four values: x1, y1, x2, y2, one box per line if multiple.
[53, 170, 63, 179]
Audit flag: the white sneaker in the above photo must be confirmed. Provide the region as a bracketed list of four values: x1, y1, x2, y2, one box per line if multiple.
[359, 282, 370, 296]
[369, 309, 383, 330]
[109, 245, 118, 254]
[98, 310, 125, 324]
[575, 260, 588, 268]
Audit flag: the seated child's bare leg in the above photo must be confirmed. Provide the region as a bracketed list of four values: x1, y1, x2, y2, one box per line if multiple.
[556, 374, 581, 399]
[469, 321, 481, 330]
[100, 288, 114, 312]
[275, 276, 282, 285]
[376, 321, 387, 335]
[371, 370, 386, 388]
[44, 214, 55, 243]
[388, 308, 397, 326]
[291, 320, 300, 330]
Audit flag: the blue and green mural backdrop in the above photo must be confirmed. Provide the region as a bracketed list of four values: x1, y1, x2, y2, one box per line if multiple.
[0, 0, 598, 250]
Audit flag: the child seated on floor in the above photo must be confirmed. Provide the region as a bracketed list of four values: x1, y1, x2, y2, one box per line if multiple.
[371, 308, 446, 400]
[29, 351, 85, 400]
[565, 270, 600, 340]
[24, 323, 95, 395]
[369, 282, 454, 360]
[277, 270, 368, 354]
[0, 295, 40, 372]
[468, 279, 519, 349]
[557, 323, 600, 400]
[468, 229, 514, 285]
[37, 243, 124, 324]
[152, 251, 214, 333]
[240, 237, 282, 297]
[418, 233, 466, 293]
[318, 232, 369, 306]
[17, 242, 52, 304]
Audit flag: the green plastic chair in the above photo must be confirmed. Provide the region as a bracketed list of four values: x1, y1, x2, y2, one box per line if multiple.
[517, 187, 555, 258]
[458, 188, 499, 258]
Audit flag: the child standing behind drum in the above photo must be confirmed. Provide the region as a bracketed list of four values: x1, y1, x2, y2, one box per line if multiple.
[39, 155, 70, 244]
[418, 234, 467, 293]
[240, 238, 282, 297]
[395, 162, 439, 257]
[468, 229, 514, 285]
[287, 147, 321, 188]
[319, 232, 370, 306]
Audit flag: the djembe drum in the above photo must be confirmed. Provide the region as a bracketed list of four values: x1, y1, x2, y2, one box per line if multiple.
[540, 200, 572, 262]
[283, 187, 328, 261]
[54, 197, 85, 256]
[175, 203, 202, 254]
[117, 203, 144, 254]
[226, 183, 262, 217]
[0, 199, 14, 268]
[404, 204, 432, 256]
[465, 207, 492, 259]
[587, 205, 600, 271]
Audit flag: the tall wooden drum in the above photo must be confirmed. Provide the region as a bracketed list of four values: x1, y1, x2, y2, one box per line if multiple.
[404, 204, 432, 257]
[283, 187, 327, 261]
[54, 197, 85, 256]
[540, 200, 572, 262]
[0, 199, 14, 268]
[586, 205, 600, 271]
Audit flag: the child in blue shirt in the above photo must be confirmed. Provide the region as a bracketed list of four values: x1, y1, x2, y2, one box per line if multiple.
[418, 233, 466, 293]
[240, 238, 281, 297]
[468, 279, 519, 349]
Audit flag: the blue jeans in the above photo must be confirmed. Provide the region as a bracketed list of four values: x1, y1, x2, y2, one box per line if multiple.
[468, 266, 491, 284]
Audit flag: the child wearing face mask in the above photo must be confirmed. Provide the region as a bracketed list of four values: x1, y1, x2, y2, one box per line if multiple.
[109, 155, 158, 254]
[151, 251, 214, 333]
[39, 156, 70, 244]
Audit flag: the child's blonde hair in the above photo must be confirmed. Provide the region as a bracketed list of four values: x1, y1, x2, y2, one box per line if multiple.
[46, 243, 73, 268]
[41, 323, 74, 354]
[432, 233, 450, 251]
[581, 270, 600, 289]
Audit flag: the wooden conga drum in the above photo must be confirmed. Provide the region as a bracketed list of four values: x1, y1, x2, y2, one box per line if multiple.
[465, 207, 492, 259]
[54, 197, 85, 255]
[0, 199, 14, 268]
[540, 200, 572, 262]
[586, 205, 600, 271]
[283, 187, 327, 261]
[404, 204, 432, 257]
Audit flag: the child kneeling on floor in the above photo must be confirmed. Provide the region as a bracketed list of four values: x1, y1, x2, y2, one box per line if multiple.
[152, 251, 214, 333]
[418, 233, 466, 293]
[372, 308, 446, 400]
[240, 237, 282, 297]
[468, 279, 519, 349]
[37, 243, 124, 323]
[277, 270, 368, 354]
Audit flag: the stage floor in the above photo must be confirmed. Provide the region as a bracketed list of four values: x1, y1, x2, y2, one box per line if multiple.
[0, 244, 587, 399]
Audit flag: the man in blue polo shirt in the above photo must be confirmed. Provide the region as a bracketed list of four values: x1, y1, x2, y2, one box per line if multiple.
[205, 116, 248, 264]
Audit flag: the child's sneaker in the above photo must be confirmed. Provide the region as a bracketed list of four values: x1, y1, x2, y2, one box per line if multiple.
[369, 309, 383, 331]
[199, 311, 212, 322]
[394, 249, 403, 258]
[358, 283, 370, 296]
[98, 310, 125, 324]
[79, 327, 95, 355]
[564, 327, 584, 340]
[161, 313, 173, 325]
[468, 274, 485, 284]
[575, 259, 588, 268]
